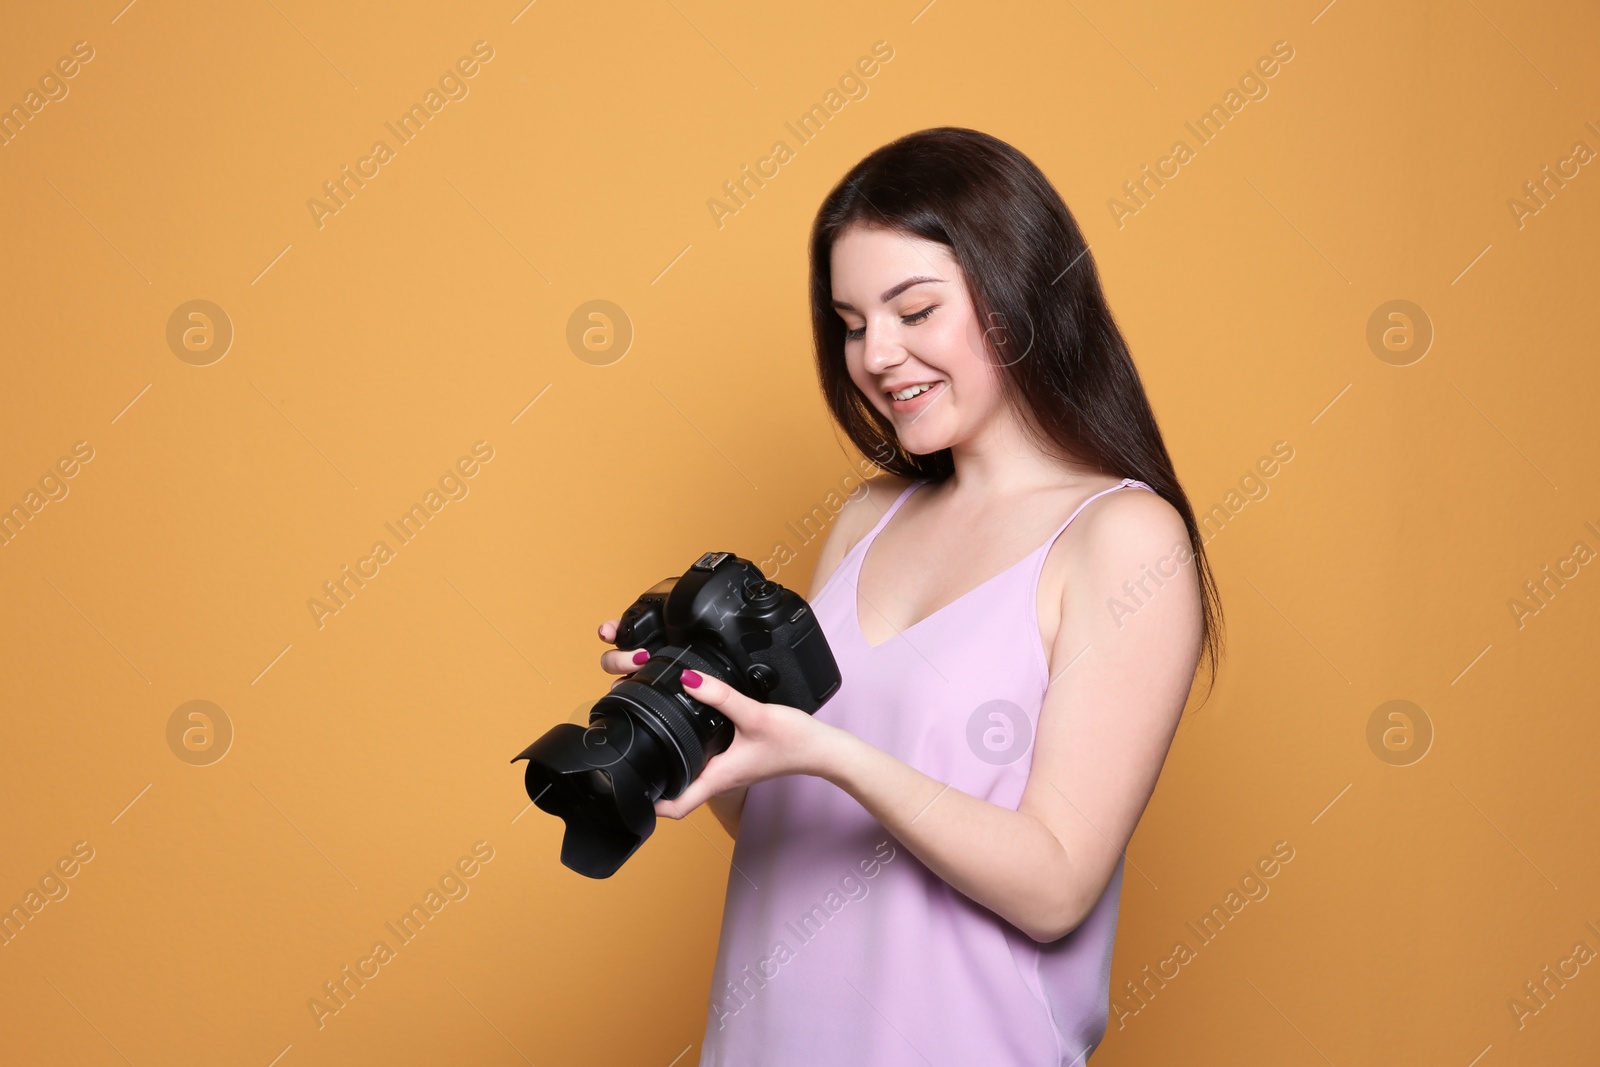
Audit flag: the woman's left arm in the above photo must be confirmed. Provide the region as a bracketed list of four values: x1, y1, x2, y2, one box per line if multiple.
[657, 491, 1204, 943]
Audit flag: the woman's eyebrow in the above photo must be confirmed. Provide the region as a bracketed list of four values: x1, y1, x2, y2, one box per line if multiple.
[831, 275, 945, 312]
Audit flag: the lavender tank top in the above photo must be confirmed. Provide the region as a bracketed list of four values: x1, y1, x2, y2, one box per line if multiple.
[698, 477, 1158, 1067]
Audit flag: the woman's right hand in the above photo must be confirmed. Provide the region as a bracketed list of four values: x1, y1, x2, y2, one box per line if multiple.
[597, 618, 650, 688]
[597, 617, 748, 838]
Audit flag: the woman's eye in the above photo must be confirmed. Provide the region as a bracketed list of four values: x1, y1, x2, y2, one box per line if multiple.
[842, 305, 937, 342]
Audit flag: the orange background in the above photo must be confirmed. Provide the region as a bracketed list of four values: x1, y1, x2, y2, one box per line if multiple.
[2, 1, 1596, 1064]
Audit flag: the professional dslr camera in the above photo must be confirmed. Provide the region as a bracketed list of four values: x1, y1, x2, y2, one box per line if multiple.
[512, 551, 842, 878]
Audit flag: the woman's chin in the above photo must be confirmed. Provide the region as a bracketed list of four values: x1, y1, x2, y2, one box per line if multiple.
[893, 431, 952, 456]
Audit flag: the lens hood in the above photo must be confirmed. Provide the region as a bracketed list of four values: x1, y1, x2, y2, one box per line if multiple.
[513, 723, 662, 879]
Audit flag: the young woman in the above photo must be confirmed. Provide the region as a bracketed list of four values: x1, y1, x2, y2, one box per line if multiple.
[597, 127, 1222, 1066]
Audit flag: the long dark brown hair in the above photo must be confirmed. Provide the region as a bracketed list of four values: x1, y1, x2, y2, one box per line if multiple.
[807, 125, 1224, 695]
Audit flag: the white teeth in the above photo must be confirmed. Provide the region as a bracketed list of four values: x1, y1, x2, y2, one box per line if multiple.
[891, 383, 936, 401]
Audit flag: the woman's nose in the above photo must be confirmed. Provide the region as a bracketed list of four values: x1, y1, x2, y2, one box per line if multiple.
[861, 325, 903, 373]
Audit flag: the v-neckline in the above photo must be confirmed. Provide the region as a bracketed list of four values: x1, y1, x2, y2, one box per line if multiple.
[848, 476, 1147, 651]
[853, 547, 1037, 651]
[851, 482, 1043, 651]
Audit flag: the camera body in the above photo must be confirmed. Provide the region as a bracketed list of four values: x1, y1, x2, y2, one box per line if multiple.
[512, 551, 842, 878]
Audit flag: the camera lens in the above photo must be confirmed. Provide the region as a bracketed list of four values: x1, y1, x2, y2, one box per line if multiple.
[512, 646, 733, 879]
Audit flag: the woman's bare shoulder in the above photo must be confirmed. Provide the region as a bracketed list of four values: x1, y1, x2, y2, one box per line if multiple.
[805, 472, 918, 600]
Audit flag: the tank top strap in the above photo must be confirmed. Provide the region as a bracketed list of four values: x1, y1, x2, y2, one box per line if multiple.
[807, 478, 925, 610]
[849, 478, 926, 565]
[1025, 478, 1158, 589]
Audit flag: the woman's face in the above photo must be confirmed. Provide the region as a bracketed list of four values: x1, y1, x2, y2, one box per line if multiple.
[830, 224, 1006, 457]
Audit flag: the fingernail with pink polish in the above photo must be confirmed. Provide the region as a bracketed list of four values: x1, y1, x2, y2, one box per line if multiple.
[632, 650, 650, 665]
[680, 669, 702, 688]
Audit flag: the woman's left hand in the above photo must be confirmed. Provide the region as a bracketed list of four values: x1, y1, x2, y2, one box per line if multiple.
[653, 669, 840, 820]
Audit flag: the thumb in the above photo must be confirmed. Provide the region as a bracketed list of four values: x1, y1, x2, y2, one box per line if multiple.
[656, 776, 716, 820]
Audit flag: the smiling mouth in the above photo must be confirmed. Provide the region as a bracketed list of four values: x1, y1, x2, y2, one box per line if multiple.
[886, 380, 945, 413]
